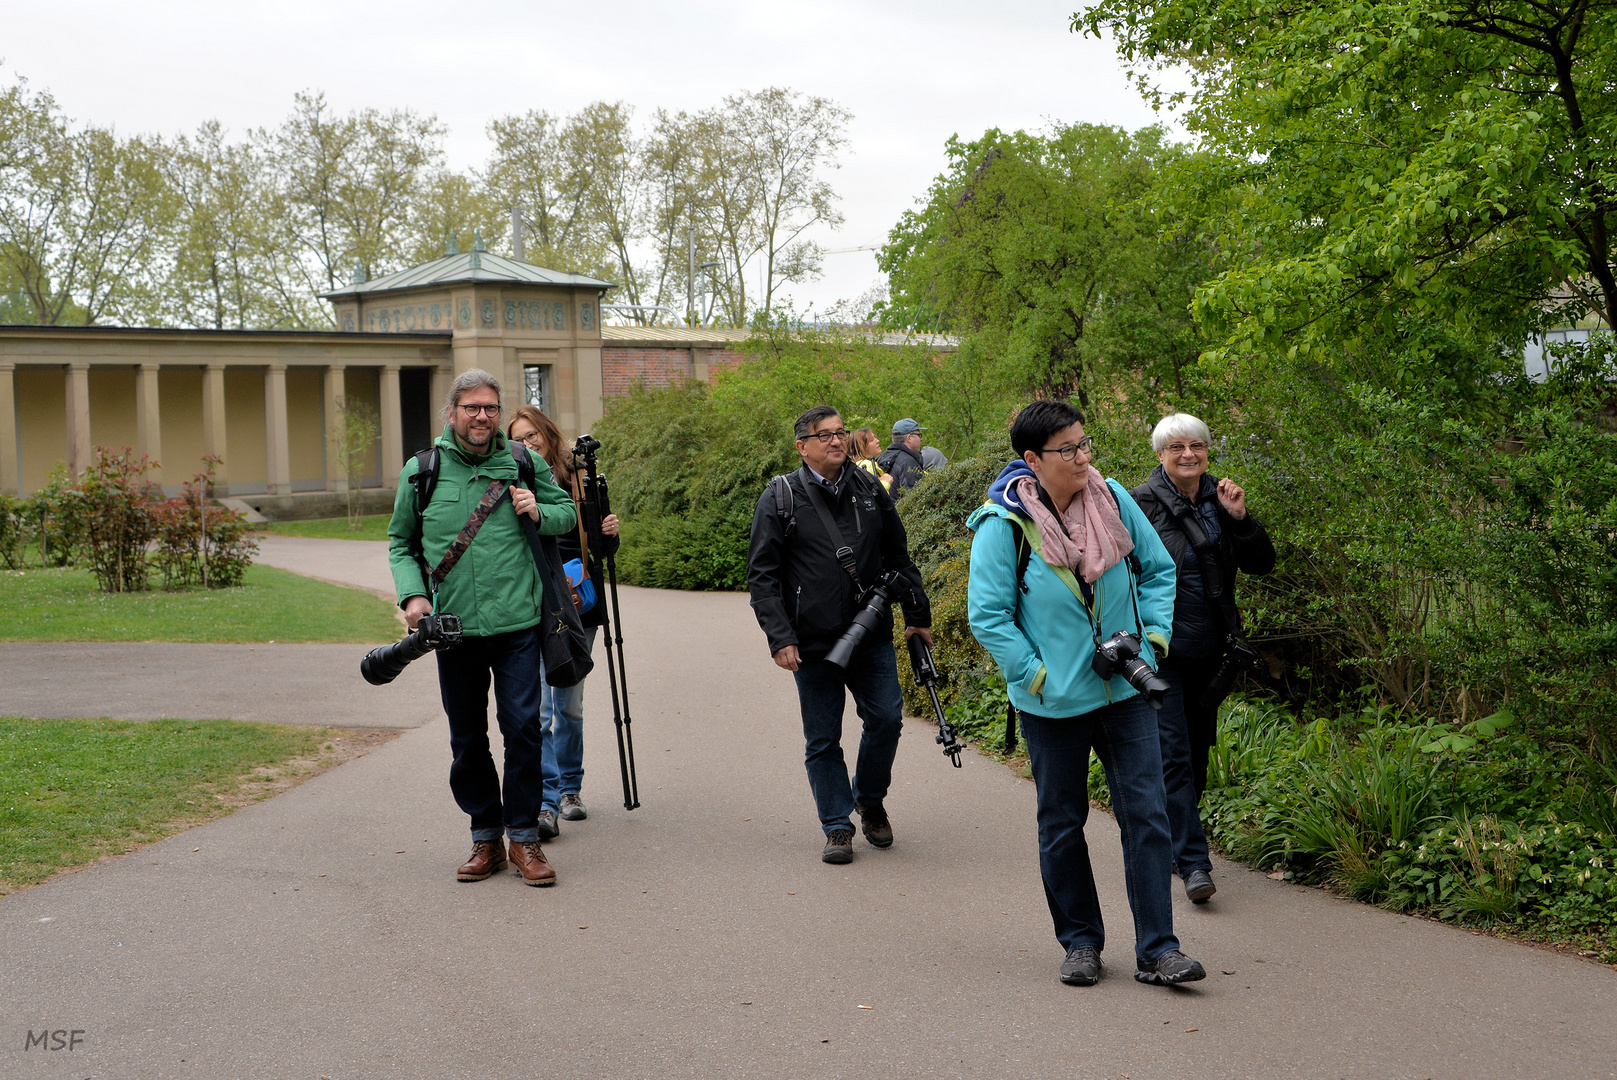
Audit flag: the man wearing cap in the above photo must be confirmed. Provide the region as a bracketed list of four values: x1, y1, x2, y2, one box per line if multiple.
[878, 419, 929, 494]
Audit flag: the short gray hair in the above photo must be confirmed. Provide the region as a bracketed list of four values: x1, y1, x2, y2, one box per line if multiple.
[1151, 412, 1212, 453]
[442, 369, 503, 425]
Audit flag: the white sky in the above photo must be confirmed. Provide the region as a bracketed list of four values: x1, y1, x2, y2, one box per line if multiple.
[6, 0, 1171, 315]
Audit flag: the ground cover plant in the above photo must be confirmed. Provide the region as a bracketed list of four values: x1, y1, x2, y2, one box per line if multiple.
[5, 562, 402, 643]
[0, 717, 348, 893]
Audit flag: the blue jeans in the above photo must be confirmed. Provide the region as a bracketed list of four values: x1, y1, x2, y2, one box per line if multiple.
[1158, 655, 1221, 878]
[435, 626, 545, 844]
[1020, 695, 1179, 963]
[540, 626, 599, 812]
[791, 641, 905, 835]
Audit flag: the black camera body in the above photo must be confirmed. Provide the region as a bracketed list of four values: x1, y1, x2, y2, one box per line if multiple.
[361, 613, 463, 686]
[825, 571, 905, 670]
[1091, 630, 1171, 710]
[1201, 634, 1263, 708]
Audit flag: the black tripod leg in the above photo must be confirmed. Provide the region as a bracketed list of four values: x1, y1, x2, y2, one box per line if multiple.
[604, 551, 639, 809]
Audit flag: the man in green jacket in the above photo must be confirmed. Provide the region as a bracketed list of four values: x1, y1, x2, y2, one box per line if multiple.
[387, 369, 577, 887]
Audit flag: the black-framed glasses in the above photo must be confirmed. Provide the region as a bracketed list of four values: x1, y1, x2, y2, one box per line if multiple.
[802, 429, 850, 444]
[1033, 435, 1094, 461]
[457, 403, 501, 418]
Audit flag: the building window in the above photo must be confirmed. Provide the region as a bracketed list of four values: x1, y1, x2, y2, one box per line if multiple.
[523, 364, 552, 414]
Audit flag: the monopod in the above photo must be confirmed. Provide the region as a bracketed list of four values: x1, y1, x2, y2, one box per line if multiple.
[574, 434, 641, 810]
[906, 635, 964, 767]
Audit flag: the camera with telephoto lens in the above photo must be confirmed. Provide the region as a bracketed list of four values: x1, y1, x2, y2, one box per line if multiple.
[1091, 630, 1171, 710]
[826, 571, 905, 670]
[361, 613, 463, 685]
[1201, 634, 1263, 708]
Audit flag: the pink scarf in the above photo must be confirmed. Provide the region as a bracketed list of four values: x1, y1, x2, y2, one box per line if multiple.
[1015, 469, 1134, 584]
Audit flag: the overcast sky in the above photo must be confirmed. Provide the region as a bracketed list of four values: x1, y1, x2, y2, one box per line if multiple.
[6, 0, 1172, 315]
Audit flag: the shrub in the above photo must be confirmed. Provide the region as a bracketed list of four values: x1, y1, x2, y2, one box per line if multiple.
[0, 493, 23, 570]
[153, 459, 257, 589]
[59, 448, 159, 593]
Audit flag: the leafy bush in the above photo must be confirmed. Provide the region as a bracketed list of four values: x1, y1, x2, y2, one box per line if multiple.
[0, 494, 23, 570]
[153, 460, 257, 590]
[58, 448, 159, 593]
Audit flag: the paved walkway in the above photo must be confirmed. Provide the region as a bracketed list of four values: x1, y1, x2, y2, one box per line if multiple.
[2, 539, 1613, 1079]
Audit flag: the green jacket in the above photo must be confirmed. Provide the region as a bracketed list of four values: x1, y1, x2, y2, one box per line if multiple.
[387, 427, 578, 637]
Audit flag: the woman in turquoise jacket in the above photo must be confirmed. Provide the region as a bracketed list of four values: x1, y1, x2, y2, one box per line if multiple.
[967, 400, 1206, 989]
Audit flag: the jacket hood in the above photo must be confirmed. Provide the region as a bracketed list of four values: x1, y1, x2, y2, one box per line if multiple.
[987, 459, 1037, 517]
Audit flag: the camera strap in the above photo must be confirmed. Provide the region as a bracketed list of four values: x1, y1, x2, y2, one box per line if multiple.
[799, 469, 864, 591]
[427, 479, 511, 592]
[1152, 473, 1246, 640]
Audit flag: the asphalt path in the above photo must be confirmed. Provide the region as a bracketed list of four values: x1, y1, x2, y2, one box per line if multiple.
[2, 538, 1613, 1079]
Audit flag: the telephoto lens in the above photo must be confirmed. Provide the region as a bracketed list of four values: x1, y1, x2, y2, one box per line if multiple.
[825, 573, 903, 670]
[361, 613, 463, 685]
[1090, 630, 1171, 710]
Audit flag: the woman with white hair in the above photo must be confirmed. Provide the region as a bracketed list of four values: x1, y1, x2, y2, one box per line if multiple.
[1130, 412, 1274, 905]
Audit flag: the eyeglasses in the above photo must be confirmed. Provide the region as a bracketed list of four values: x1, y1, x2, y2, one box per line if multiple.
[1033, 435, 1095, 461]
[801, 429, 850, 444]
[1164, 441, 1208, 455]
[457, 403, 501, 418]
[514, 431, 545, 447]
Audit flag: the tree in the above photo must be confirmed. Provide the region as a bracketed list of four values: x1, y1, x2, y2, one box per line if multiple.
[482, 108, 603, 273]
[880, 123, 1210, 403]
[331, 396, 380, 530]
[1075, 0, 1617, 357]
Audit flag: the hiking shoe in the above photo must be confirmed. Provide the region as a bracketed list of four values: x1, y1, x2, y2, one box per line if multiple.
[559, 793, 588, 821]
[1184, 869, 1216, 904]
[455, 840, 507, 882]
[507, 839, 557, 887]
[1135, 950, 1207, 986]
[822, 829, 854, 864]
[536, 810, 560, 840]
[854, 800, 894, 848]
[1059, 946, 1102, 986]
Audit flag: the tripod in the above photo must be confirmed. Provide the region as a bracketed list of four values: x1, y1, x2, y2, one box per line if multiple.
[573, 435, 641, 810]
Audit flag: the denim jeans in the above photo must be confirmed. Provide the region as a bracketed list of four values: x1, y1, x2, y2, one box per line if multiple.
[1158, 655, 1222, 878]
[435, 626, 545, 843]
[540, 626, 599, 813]
[1020, 694, 1179, 963]
[791, 640, 905, 835]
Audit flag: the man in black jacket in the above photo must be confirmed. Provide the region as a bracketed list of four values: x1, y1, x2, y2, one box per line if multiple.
[876, 418, 928, 494]
[748, 405, 932, 864]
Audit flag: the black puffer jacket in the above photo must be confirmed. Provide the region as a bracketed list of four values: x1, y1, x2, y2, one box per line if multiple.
[1130, 465, 1275, 659]
[747, 464, 930, 660]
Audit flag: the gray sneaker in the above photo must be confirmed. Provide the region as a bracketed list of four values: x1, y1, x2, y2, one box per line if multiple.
[1059, 946, 1102, 986]
[536, 810, 560, 840]
[558, 793, 588, 821]
[1135, 950, 1207, 986]
[822, 829, 853, 864]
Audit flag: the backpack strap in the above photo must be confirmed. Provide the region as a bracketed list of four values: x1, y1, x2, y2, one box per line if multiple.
[408, 447, 440, 596]
[770, 474, 796, 538]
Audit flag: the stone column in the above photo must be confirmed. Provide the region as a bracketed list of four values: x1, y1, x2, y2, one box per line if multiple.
[202, 364, 229, 491]
[431, 366, 453, 432]
[691, 346, 710, 384]
[136, 363, 162, 483]
[379, 364, 403, 490]
[0, 363, 17, 495]
[66, 362, 92, 478]
[323, 364, 347, 493]
[264, 363, 291, 497]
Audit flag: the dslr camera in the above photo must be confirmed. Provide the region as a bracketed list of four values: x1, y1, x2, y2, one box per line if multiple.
[826, 571, 905, 670]
[1201, 635, 1263, 708]
[361, 613, 463, 685]
[1091, 630, 1171, 710]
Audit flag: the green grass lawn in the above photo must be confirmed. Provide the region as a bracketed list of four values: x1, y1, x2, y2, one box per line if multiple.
[0, 717, 336, 893]
[255, 514, 392, 541]
[5, 563, 403, 643]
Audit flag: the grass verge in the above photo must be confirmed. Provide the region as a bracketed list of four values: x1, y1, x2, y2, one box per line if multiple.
[5, 563, 402, 643]
[255, 515, 391, 541]
[0, 717, 396, 894]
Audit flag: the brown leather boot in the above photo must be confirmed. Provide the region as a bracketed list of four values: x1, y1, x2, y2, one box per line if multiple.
[508, 839, 557, 887]
[456, 839, 507, 882]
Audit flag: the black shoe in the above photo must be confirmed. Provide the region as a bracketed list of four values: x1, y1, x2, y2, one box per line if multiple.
[1135, 950, 1207, 986]
[1184, 869, 1216, 904]
[853, 800, 893, 848]
[1059, 946, 1102, 986]
[536, 810, 560, 840]
[822, 829, 854, 864]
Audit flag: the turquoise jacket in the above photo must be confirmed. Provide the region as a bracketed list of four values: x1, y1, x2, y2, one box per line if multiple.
[966, 474, 1177, 718]
[387, 427, 577, 637]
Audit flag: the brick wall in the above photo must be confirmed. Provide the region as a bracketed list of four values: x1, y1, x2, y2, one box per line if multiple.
[601, 346, 695, 397]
